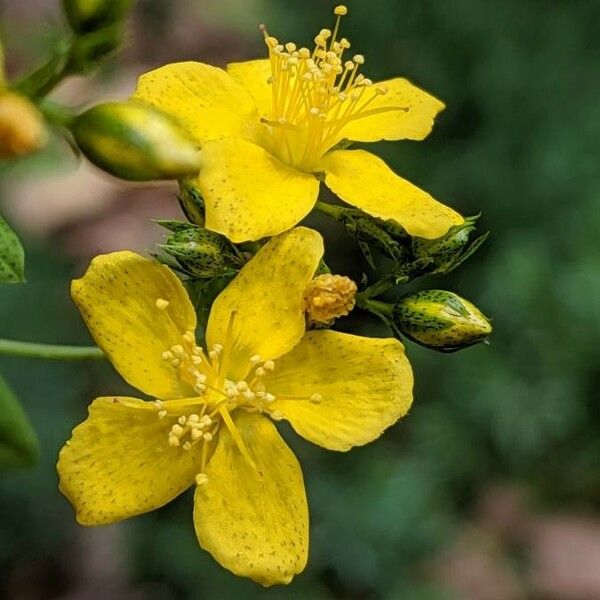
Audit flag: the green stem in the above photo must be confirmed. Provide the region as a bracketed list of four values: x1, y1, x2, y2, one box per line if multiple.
[14, 42, 73, 100]
[0, 338, 104, 361]
[355, 295, 394, 318]
[315, 200, 348, 220]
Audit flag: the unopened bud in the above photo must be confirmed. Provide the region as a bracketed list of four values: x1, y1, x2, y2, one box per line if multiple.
[393, 290, 491, 351]
[159, 223, 244, 278]
[0, 93, 46, 160]
[63, 0, 133, 34]
[72, 101, 201, 181]
[304, 274, 357, 326]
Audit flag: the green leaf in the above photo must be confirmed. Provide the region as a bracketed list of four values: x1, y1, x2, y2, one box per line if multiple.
[0, 215, 25, 283]
[0, 372, 39, 469]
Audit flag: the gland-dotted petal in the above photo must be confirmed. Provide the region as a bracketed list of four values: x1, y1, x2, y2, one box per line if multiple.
[58, 397, 203, 525]
[339, 77, 445, 143]
[194, 411, 308, 586]
[133, 62, 259, 144]
[320, 149, 464, 240]
[264, 330, 413, 451]
[227, 59, 273, 117]
[71, 251, 196, 400]
[206, 228, 323, 380]
[193, 138, 319, 242]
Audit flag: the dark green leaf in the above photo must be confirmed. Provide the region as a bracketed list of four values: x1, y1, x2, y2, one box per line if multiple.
[0, 372, 39, 469]
[0, 215, 25, 283]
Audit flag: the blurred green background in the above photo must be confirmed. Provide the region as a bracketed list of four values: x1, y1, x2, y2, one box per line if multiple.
[1, 0, 600, 598]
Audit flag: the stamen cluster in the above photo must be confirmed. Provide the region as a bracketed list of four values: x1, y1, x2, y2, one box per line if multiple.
[260, 5, 398, 170]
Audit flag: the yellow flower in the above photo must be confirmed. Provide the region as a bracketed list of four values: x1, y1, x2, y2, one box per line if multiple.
[132, 5, 463, 243]
[57, 227, 413, 586]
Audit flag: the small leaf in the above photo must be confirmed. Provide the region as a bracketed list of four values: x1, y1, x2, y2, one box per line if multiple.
[0, 372, 39, 469]
[0, 215, 25, 283]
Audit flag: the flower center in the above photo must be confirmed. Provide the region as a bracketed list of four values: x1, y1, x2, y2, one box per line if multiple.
[259, 5, 402, 171]
[154, 307, 286, 482]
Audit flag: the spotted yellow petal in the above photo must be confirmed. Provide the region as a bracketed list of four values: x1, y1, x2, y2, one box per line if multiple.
[133, 62, 258, 143]
[58, 396, 203, 525]
[206, 227, 323, 380]
[194, 411, 308, 586]
[227, 59, 272, 117]
[192, 137, 319, 242]
[339, 77, 445, 143]
[320, 149, 463, 239]
[71, 251, 196, 400]
[264, 330, 413, 451]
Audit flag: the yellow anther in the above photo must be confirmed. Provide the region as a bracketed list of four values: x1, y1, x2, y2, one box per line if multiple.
[243, 389, 256, 401]
[201, 415, 212, 426]
[361, 78, 373, 86]
[168, 436, 180, 447]
[153, 399, 164, 409]
[298, 47, 311, 59]
[311, 393, 322, 403]
[264, 393, 275, 403]
[266, 36, 279, 48]
[172, 345, 184, 356]
[195, 473, 208, 485]
[203, 432, 213, 442]
[178, 415, 187, 426]
[319, 28, 332, 39]
[182, 441, 192, 451]
[236, 381, 248, 392]
[191, 429, 203, 441]
[340, 38, 351, 49]
[270, 410, 284, 421]
[255, 367, 266, 377]
[183, 331, 195, 344]
[353, 54, 365, 64]
[285, 42, 297, 53]
[334, 5, 348, 16]
[161, 350, 173, 361]
[158, 410, 167, 419]
[172, 424, 184, 436]
[263, 360, 275, 371]
[250, 354, 261, 365]
[188, 414, 200, 423]
[155, 298, 169, 310]
[375, 86, 388, 95]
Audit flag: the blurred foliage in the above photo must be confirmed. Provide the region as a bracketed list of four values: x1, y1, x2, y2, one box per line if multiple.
[1, 0, 599, 598]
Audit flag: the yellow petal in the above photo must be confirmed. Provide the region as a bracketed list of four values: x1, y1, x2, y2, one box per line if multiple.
[192, 138, 319, 242]
[264, 330, 413, 451]
[194, 411, 308, 586]
[227, 59, 272, 117]
[133, 62, 258, 143]
[340, 77, 445, 143]
[58, 396, 203, 525]
[320, 149, 463, 239]
[206, 227, 323, 380]
[71, 251, 196, 399]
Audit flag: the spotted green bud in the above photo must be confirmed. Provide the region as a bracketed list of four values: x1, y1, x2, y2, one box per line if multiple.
[159, 223, 244, 279]
[393, 290, 492, 352]
[63, 0, 132, 33]
[72, 101, 201, 181]
[410, 216, 489, 277]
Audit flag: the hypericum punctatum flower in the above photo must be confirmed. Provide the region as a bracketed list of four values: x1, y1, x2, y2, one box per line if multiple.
[57, 227, 413, 586]
[132, 5, 463, 243]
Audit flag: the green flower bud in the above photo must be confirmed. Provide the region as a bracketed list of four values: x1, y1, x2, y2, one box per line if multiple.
[393, 290, 492, 351]
[63, 0, 132, 33]
[410, 216, 489, 277]
[72, 101, 201, 181]
[159, 224, 244, 279]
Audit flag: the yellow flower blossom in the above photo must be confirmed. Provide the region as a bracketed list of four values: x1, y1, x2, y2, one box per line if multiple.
[132, 5, 463, 243]
[57, 227, 413, 586]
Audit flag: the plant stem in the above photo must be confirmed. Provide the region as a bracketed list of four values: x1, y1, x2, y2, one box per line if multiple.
[315, 201, 347, 220]
[0, 338, 104, 361]
[355, 295, 394, 318]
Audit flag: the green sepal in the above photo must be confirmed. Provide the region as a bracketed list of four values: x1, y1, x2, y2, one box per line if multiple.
[0, 373, 40, 469]
[0, 215, 25, 284]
